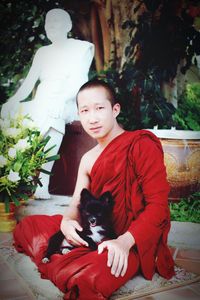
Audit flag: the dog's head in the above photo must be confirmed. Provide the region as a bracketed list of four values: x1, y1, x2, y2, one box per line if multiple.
[79, 188, 114, 228]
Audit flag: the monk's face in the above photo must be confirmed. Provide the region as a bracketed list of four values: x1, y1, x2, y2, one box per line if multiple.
[77, 87, 120, 140]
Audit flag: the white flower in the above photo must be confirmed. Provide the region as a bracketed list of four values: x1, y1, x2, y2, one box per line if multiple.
[0, 155, 7, 167]
[0, 118, 10, 129]
[15, 138, 30, 151]
[4, 127, 21, 137]
[8, 148, 17, 158]
[21, 118, 35, 129]
[7, 170, 20, 182]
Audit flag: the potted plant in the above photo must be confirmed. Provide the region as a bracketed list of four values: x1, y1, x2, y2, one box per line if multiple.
[0, 113, 59, 231]
[173, 82, 200, 131]
[148, 83, 200, 202]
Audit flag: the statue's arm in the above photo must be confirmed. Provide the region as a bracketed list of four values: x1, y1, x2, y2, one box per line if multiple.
[65, 42, 95, 100]
[79, 42, 95, 76]
[83, 43, 95, 72]
[8, 48, 42, 102]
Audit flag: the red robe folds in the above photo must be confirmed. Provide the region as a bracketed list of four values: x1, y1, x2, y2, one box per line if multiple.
[13, 130, 174, 300]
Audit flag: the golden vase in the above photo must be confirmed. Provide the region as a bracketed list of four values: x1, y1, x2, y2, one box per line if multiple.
[148, 129, 200, 202]
[0, 202, 17, 232]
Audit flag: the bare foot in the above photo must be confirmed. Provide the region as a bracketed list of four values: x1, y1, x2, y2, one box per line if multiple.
[34, 186, 51, 199]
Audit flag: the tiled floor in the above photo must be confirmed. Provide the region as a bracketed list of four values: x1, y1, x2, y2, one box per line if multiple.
[0, 196, 200, 300]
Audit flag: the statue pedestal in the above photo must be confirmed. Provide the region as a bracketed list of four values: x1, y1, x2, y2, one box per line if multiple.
[49, 121, 97, 196]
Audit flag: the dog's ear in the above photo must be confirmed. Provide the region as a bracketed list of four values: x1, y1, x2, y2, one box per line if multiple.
[80, 188, 93, 206]
[99, 191, 114, 207]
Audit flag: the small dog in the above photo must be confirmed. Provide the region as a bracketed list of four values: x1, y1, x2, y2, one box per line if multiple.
[42, 188, 115, 263]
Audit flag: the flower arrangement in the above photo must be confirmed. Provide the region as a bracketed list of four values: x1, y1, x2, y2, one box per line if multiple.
[0, 113, 59, 212]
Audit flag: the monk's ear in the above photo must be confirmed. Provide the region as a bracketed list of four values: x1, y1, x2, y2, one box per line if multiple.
[113, 103, 120, 117]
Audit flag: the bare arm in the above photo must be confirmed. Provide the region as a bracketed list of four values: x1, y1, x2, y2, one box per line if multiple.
[60, 152, 91, 246]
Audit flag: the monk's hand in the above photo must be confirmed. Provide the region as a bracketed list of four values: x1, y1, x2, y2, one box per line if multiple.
[98, 232, 135, 277]
[60, 218, 88, 247]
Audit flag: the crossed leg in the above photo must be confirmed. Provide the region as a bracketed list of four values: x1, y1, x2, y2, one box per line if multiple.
[64, 248, 139, 300]
[34, 127, 63, 199]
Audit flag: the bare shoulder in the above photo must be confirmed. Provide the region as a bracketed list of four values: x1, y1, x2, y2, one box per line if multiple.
[72, 144, 101, 200]
[81, 144, 102, 175]
[72, 142, 106, 203]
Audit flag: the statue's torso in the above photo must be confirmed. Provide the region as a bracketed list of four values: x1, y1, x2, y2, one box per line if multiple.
[32, 39, 93, 104]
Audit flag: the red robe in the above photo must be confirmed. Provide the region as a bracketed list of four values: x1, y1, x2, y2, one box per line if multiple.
[13, 130, 174, 300]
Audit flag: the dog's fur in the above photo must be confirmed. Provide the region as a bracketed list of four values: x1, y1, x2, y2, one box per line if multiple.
[42, 188, 115, 263]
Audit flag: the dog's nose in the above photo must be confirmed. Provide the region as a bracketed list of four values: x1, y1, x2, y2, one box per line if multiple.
[89, 217, 96, 225]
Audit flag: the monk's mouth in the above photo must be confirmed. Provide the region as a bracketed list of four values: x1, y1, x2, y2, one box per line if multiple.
[90, 127, 101, 132]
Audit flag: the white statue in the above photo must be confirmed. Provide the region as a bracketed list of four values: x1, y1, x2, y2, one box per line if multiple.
[1, 8, 95, 199]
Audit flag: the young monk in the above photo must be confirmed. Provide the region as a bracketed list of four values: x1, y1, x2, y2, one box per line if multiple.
[13, 79, 175, 300]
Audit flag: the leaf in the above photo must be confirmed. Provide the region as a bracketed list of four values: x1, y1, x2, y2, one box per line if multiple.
[41, 135, 51, 146]
[44, 144, 56, 154]
[10, 194, 20, 206]
[17, 193, 29, 201]
[35, 177, 43, 187]
[46, 154, 60, 162]
[39, 168, 52, 175]
[13, 161, 22, 172]
[4, 194, 10, 213]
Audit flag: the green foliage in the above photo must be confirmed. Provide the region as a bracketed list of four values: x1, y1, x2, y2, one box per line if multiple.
[119, 64, 176, 129]
[90, 66, 176, 130]
[0, 0, 66, 103]
[170, 192, 200, 223]
[115, 1, 200, 130]
[173, 83, 200, 131]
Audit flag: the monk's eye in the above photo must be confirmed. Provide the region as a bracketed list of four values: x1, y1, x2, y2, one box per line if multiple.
[96, 106, 104, 111]
[80, 109, 88, 114]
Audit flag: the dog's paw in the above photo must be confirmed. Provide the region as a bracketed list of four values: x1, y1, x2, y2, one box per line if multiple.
[42, 257, 50, 264]
[62, 248, 71, 254]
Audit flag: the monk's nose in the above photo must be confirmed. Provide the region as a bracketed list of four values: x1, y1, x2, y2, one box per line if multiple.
[88, 112, 99, 123]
